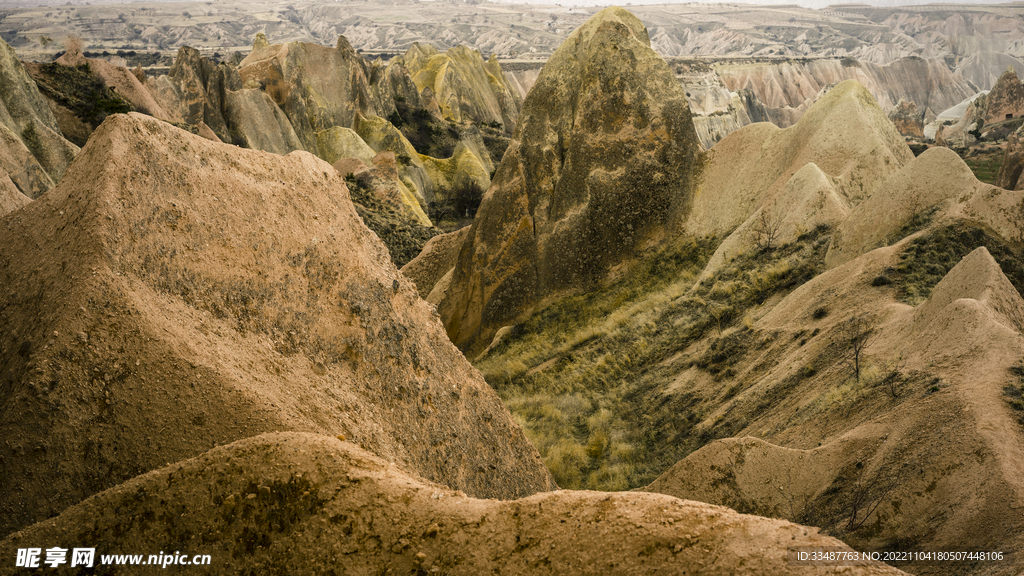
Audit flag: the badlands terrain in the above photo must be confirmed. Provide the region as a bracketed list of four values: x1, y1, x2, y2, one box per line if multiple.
[0, 1, 1024, 575]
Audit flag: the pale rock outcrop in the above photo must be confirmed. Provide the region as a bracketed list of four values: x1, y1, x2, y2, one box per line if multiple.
[402, 227, 473, 300]
[956, 51, 1024, 92]
[404, 44, 521, 132]
[149, 45, 241, 141]
[0, 113, 554, 537]
[676, 61, 771, 148]
[983, 65, 1024, 126]
[0, 38, 78, 198]
[419, 142, 492, 201]
[887, 98, 924, 139]
[316, 125, 377, 165]
[438, 7, 703, 356]
[718, 57, 975, 128]
[503, 67, 542, 103]
[688, 80, 912, 238]
[238, 34, 404, 153]
[222, 89, 303, 155]
[147, 47, 302, 154]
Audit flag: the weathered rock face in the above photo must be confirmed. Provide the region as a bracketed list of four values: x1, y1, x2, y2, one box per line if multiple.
[238, 34, 402, 153]
[222, 88, 304, 155]
[402, 227, 473, 301]
[146, 47, 303, 155]
[956, 51, 1024, 92]
[158, 46, 241, 142]
[0, 112, 554, 537]
[672, 59, 771, 148]
[983, 65, 1024, 126]
[404, 44, 521, 133]
[996, 126, 1024, 191]
[0, 38, 78, 198]
[318, 125, 377, 166]
[438, 7, 703, 356]
[0, 433, 906, 576]
[718, 57, 976, 128]
[888, 98, 924, 139]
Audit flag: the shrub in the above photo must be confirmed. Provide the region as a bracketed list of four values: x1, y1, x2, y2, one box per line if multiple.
[34, 62, 133, 128]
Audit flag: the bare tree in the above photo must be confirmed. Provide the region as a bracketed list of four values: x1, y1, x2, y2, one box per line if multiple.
[880, 355, 905, 398]
[751, 207, 783, 253]
[838, 315, 874, 381]
[845, 467, 899, 532]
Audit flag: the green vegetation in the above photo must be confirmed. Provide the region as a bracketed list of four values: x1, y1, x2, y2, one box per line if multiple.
[477, 226, 833, 490]
[882, 204, 938, 248]
[891, 223, 1024, 304]
[34, 62, 133, 128]
[427, 180, 484, 231]
[963, 150, 1005, 185]
[344, 175, 440, 267]
[477, 121, 511, 165]
[392, 100, 460, 159]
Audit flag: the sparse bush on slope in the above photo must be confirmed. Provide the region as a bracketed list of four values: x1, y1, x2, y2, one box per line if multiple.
[477, 226, 833, 490]
[33, 62, 133, 128]
[345, 175, 440, 267]
[892, 222, 1024, 304]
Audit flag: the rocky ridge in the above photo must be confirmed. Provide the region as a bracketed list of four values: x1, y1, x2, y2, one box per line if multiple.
[0, 432, 906, 576]
[0, 112, 554, 537]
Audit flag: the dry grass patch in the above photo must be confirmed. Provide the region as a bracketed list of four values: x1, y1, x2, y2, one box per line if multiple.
[477, 227, 835, 489]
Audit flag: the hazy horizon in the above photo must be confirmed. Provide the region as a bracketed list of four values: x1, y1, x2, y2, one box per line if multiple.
[1, 0, 1022, 10]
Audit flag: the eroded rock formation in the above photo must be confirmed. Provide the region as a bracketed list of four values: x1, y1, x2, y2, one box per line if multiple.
[404, 44, 521, 133]
[983, 65, 1024, 126]
[0, 38, 78, 199]
[0, 113, 553, 537]
[438, 6, 703, 356]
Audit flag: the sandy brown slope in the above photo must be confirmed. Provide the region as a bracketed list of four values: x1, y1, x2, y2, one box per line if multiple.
[688, 79, 913, 239]
[0, 432, 907, 576]
[0, 112, 553, 538]
[643, 245, 1024, 575]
